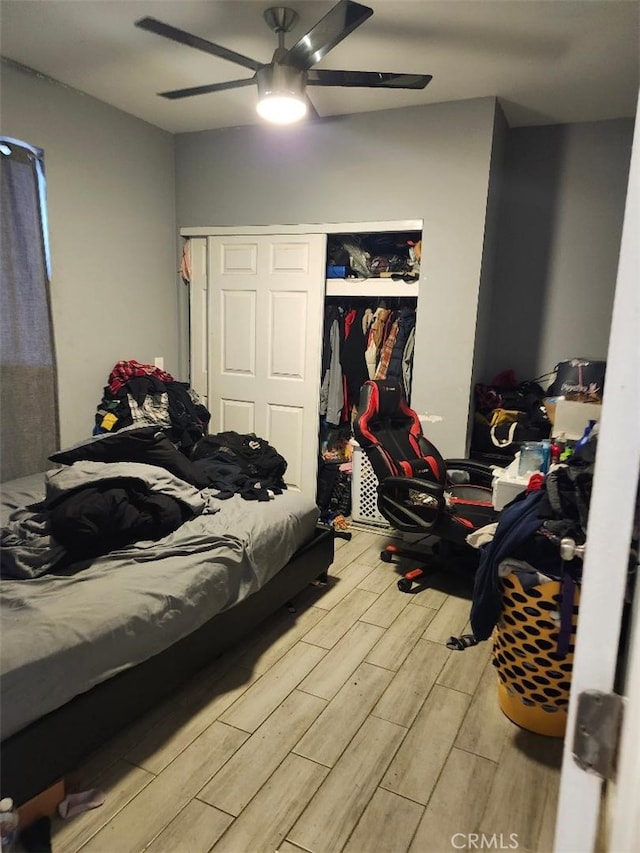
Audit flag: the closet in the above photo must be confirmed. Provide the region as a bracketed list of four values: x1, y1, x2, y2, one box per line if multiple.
[320, 230, 420, 415]
[184, 220, 423, 502]
[317, 229, 421, 525]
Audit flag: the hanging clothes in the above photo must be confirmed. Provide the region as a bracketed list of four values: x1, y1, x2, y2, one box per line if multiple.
[319, 315, 344, 426]
[320, 297, 417, 421]
[401, 325, 416, 401]
[341, 306, 370, 415]
[365, 306, 391, 379]
[180, 239, 191, 284]
[374, 317, 400, 380]
[362, 307, 374, 337]
[386, 306, 416, 398]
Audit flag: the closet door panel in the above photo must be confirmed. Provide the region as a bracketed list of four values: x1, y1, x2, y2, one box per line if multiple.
[219, 399, 255, 435]
[208, 234, 325, 497]
[221, 290, 256, 375]
[270, 242, 310, 273]
[269, 291, 307, 380]
[219, 242, 258, 274]
[267, 404, 304, 491]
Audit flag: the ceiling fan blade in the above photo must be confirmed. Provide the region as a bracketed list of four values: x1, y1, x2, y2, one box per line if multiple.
[307, 70, 432, 90]
[305, 95, 321, 120]
[283, 0, 373, 72]
[159, 78, 255, 100]
[135, 16, 261, 73]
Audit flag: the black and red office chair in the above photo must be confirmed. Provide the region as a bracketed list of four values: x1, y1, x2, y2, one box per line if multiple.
[354, 380, 498, 591]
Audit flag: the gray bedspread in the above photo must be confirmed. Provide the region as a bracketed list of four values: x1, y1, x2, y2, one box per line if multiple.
[0, 469, 319, 740]
[1, 461, 211, 579]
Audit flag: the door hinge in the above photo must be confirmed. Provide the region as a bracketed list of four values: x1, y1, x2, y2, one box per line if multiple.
[573, 690, 624, 781]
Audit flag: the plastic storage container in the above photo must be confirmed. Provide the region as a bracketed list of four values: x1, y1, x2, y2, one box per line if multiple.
[518, 442, 545, 477]
[492, 571, 578, 738]
[0, 798, 19, 852]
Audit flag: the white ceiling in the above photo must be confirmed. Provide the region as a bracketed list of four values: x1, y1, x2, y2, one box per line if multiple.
[2, 0, 638, 134]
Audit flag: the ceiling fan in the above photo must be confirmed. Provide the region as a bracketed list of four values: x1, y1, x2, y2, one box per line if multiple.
[135, 0, 432, 124]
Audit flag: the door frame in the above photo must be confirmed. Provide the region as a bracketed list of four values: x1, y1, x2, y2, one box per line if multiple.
[181, 219, 422, 238]
[553, 92, 639, 852]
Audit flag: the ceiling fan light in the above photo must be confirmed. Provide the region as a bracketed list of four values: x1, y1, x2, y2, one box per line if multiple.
[257, 95, 307, 124]
[256, 63, 307, 124]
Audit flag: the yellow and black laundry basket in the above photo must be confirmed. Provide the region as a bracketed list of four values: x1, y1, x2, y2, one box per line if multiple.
[492, 571, 579, 738]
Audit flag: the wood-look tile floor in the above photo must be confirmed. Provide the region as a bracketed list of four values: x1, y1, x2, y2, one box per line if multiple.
[51, 528, 563, 853]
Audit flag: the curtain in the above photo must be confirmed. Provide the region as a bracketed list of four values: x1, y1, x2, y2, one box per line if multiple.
[0, 137, 59, 481]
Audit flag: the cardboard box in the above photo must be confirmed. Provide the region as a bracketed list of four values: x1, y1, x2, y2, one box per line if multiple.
[552, 399, 601, 440]
[17, 779, 65, 828]
[543, 398, 557, 426]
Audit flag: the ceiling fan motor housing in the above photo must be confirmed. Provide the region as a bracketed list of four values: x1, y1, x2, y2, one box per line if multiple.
[263, 7, 299, 35]
[256, 62, 307, 102]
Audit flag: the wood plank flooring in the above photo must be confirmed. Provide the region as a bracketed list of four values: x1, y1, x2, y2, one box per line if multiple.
[51, 528, 563, 853]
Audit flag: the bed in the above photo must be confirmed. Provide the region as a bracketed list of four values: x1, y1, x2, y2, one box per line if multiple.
[0, 429, 334, 806]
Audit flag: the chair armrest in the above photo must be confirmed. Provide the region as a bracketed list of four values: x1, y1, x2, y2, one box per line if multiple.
[376, 476, 445, 533]
[444, 459, 494, 488]
[379, 476, 445, 502]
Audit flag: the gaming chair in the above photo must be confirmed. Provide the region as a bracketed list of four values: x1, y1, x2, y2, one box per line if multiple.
[354, 380, 498, 591]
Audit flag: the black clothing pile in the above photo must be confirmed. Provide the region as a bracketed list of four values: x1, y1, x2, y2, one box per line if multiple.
[49, 478, 193, 558]
[90, 364, 289, 502]
[191, 430, 287, 501]
[470, 372, 551, 462]
[95, 368, 210, 454]
[470, 437, 599, 643]
[50, 425, 211, 489]
[1, 462, 206, 579]
[192, 431, 288, 501]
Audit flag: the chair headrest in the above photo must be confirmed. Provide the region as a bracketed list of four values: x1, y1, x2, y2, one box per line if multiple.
[358, 380, 406, 420]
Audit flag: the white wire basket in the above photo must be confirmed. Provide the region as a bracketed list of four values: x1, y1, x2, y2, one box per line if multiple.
[351, 446, 390, 528]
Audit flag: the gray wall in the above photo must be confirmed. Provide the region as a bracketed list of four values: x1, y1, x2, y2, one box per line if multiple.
[483, 118, 634, 385]
[176, 97, 498, 457]
[472, 102, 509, 411]
[2, 59, 630, 459]
[0, 61, 179, 448]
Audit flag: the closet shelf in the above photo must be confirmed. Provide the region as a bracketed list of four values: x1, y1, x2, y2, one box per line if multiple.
[325, 278, 419, 297]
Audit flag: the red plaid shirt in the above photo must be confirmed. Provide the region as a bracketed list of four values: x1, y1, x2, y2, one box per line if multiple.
[108, 360, 175, 393]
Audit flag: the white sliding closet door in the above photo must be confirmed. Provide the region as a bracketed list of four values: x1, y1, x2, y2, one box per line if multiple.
[188, 237, 208, 406]
[207, 234, 326, 496]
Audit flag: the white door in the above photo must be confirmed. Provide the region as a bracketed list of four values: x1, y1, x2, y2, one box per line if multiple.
[553, 91, 640, 852]
[207, 234, 326, 496]
[188, 237, 208, 407]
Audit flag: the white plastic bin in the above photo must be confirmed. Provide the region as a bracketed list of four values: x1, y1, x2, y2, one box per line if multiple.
[351, 446, 389, 528]
[491, 454, 530, 511]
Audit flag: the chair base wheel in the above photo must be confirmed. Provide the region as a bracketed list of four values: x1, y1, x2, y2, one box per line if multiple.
[380, 551, 393, 563]
[397, 578, 413, 593]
